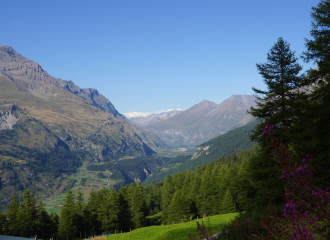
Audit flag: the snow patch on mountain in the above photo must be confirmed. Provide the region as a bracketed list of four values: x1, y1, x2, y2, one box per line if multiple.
[124, 109, 183, 119]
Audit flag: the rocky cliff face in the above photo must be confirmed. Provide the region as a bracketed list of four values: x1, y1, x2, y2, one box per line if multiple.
[0, 105, 20, 130]
[147, 95, 257, 146]
[0, 45, 64, 97]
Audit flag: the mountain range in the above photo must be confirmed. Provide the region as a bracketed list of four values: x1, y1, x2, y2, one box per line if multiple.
[0, 45, 258, 211]
[139, 95, 257, 146]
[123, 109, 183, 126]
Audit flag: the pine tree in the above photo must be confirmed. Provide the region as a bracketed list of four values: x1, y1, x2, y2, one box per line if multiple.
[130, 182, 147, 229]
[58, 189, 78, 240]
[5, 195, 20, 236]
[249, 37, 306, 144]
[21, 190, 37, 237]
[85, 190, 103, 235]
[75, 191, 86, 238]
[220, 189, 237, 214]
[303, 0, 330, 73]
[168, 189, 190, 223]
[245, 38, 307, 215]
[297, 0, 330, 188]
[161, 175, 175, 223]
[103, 187, 120, 233]
[50, 212, 59, 239]
[117, 192, 132, 232]
[36, 201, 53, 240]
[199, 163, 216, 216]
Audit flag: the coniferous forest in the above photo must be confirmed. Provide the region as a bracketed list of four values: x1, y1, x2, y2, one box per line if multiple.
[1, 1, 330, 239]
[0, 147, 257, 239]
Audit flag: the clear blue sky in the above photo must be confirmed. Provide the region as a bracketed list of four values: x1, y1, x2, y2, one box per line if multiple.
[1, 0, 318, 114]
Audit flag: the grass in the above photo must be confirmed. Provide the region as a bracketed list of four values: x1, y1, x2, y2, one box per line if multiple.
[96, 213, 238, 240]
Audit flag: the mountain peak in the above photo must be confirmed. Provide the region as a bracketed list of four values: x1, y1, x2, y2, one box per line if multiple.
[198, 99, 216, 105]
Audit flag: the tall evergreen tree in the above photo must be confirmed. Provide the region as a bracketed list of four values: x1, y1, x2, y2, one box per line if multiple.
[117, 192, 132, 232]
[220, 189, 237, 214]
[5, 195, 20, 236]
[21, 190, 37, 237]
[50, 212, 59, 239]
[297, 0, 330, 188]
[245, 38, 307, 215]
[85, 190, 103, 235]
[161, 175, 175, 223]
[36, 201, 53, 240]
[58, 189, 78, 240]
[130, 182, 147, 229]
[199, 163, 217, 216]
[103, 187, 120, 233]
[249, 37, 306, 143]
[75, 191, 86, 238]
[167, 189, 190, 223]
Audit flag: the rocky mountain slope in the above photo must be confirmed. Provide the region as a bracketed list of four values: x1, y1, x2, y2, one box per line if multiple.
[124, 109, 183, 126]
[146, 95, 257, 146]
[0, 45, 166, 209]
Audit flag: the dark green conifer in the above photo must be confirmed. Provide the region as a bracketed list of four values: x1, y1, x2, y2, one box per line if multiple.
[36, 201, 53, 239]
[246, 38, 306, 215]
[103, 187, 120, 232]
[161, 175, 175, 223]
[249, 37, 306, 143]
[75, 191, 86, 238]
[130, 182, 147, 228]
[5, 195, 20, 236]
[297, 0, 330, 188]
[117, 192, 132, 232]
[220, 189, 237, 214]
[21, 190, 37, 237]
[58, 189, 78, 239]
[168, 189, 190, 223]
[50, 212, 59, 239]
[199, 163, 216, 216]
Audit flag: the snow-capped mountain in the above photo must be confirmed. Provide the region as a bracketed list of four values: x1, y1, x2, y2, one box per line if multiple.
[124, 109, 183, 126]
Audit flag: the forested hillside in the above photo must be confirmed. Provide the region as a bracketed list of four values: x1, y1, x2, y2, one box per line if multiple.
[143, 120, 257, 184]
[0, 146, 257, 239]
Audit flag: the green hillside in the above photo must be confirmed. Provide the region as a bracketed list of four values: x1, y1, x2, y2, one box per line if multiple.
[143, 120, 257, 185]
[104, 213, 238, 240]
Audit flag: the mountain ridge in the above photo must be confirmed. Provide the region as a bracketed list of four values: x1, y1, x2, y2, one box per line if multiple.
[146, 94, 257, 146]
[0, 45, 166, 209]
[124, 109, 183, 126]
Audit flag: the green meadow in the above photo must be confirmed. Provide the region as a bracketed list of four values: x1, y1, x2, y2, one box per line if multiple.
[100, 213, 238, 240]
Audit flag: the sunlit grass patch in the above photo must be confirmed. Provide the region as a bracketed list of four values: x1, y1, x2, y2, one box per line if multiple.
[101, 213, 238, 240]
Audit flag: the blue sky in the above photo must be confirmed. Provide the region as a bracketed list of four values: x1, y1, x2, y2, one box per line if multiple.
[1, 0, 318, 114]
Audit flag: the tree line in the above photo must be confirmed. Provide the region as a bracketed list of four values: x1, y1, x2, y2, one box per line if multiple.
[0, 147, 257, 239]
